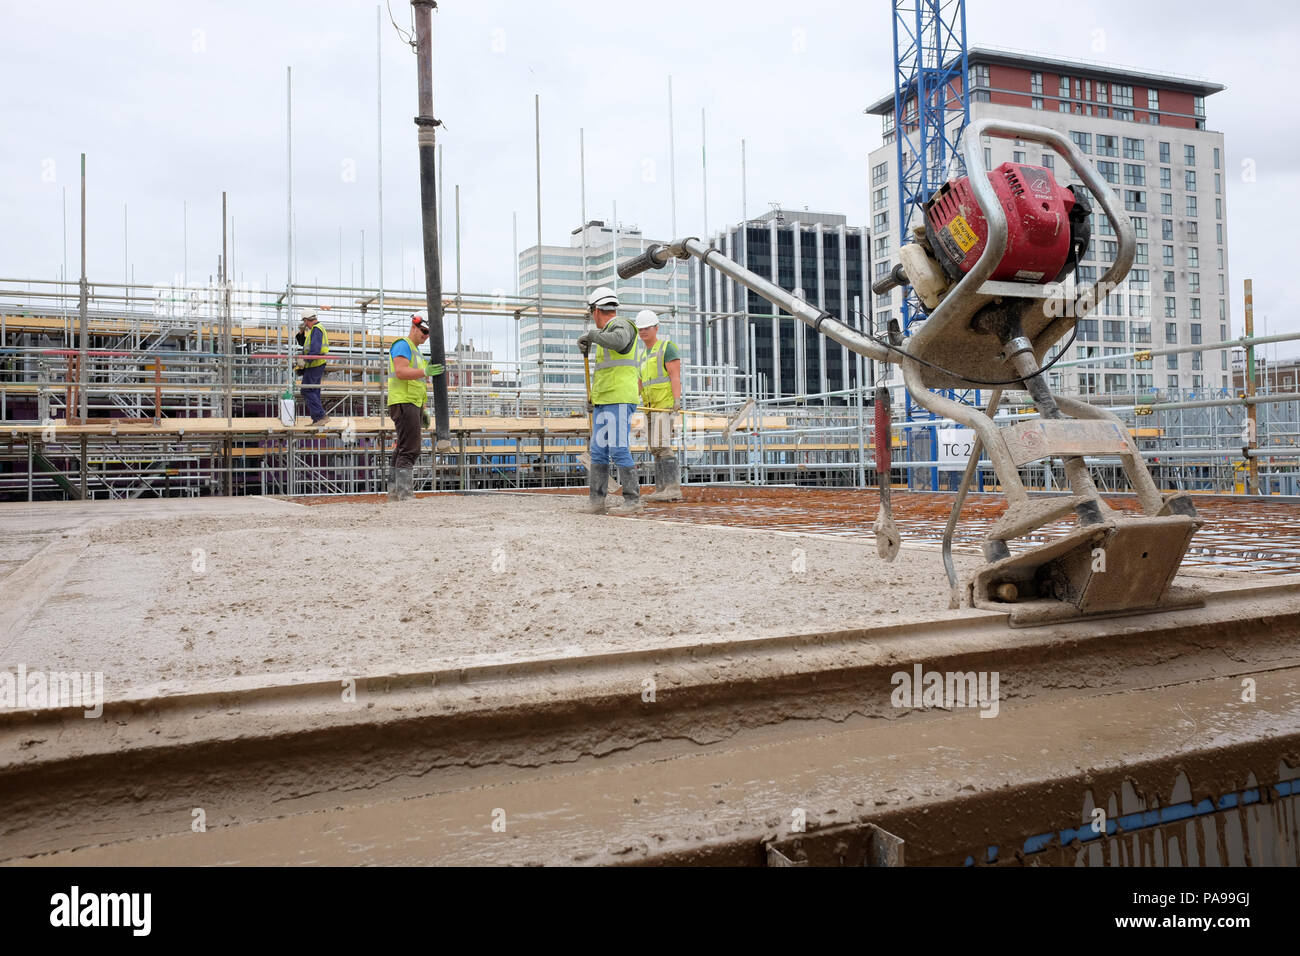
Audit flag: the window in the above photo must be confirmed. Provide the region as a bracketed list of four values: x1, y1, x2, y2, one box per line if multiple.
[1163, 272, 1175, 292]
[1160, 167, 1171, 189]
[1149, 113, 1160, 126]
[1130, 294, 1150, 316]
[1041, 153, 1055, 170]
[1077, 319, 1099, 341]
[1164, 322, 1179, 343]
[1191, 299, 1203, 321]
[1103, 320, 1126, 342]
[1124, 189, 1147, 211]
[1124, 164, 1146, 186]
[1113, 109, 1134, 122]
[1104, 346, 1126, 368]
[1161, 193, 1173, 214]
[1059, 76, 1070, 98]
[1168, 374, 1179, 388]
[1030, 72, 1043, 94]
[1186, 170, 1197, 191]
[1189, 272, 1200, 293]
[1104, 373, 1128, 393]
[1165, 300, 1177, 321]
[1147, 89, 1160, 112]
[969, 64, 990, 89]
[1096, 81, 1108, 103]
[1097, 134, 1118, 157]
[1070, 131, 1091, 154]
[1096, 160, 1119, 183]
[1136, 374, 1153, 389]
[1163, 245, 1174, 266]
[1112, 84, 1134, 107]
[1190, 323, 1202, 344]
[872, 186, 889, 211]
[1096, 215, 1115, 237]
[1187, 247, 1199, 267]
[1058, 100, 1072, 113]
[1135, 242, 1149, 264]
[1217, 248, 1224, 269]
[1167, 354, 1180, 370]
[984, 147, 992, 169]
[874, 259, 893, 279]
[1184, 144, 1196, 166]
[1159, 142, 1171, 164]
[1214, 172, 1221, 195]
[873, 211, 889, 232]
[1099, 239, 1118, 261]
[1194, 96, 1206, 118]
[873, 235, 889, 257]
[871, 161, 889, 186]
[1192, 352, 1202, 372]
[1216, 198, 1222, 219]
[1131, 324, 1152, 345]
[1186, 195, 1198, 217]
[1013, 150, 1025, 164]
[1031, 97, 1043, 110]
[1216, 223, 1223, 244]
[1131, 216, 1148, 238]
[1187, 220, 1199, 238]
[1213, 147, 1221, 170]
[1079, 373, 1099, 394]
[1122, 137, 1145, 160]
[882, 110, 895, 135]
[1130, 269, 1150, 288]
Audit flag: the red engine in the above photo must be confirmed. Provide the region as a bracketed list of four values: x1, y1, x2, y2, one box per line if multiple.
[924, 163, 1090, 285]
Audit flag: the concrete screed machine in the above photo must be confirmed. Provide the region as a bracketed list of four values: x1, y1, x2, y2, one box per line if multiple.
[618, 119, 1203, 626]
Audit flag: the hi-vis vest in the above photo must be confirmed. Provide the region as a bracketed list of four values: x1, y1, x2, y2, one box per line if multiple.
[302, 324, 330, 368]
[590, 316, 638, 406]
[387, 336, 428, 407]
[638, 337, 675, 409]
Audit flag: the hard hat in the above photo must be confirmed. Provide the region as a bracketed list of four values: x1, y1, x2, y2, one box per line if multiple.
[411, 312, 431, 334]
[301, 308, 318, 322]
[634, 310, 659, 329]
[587, 286, 619, 310]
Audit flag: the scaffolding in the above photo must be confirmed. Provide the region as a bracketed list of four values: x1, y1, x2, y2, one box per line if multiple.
[1, 275, 1298, 500]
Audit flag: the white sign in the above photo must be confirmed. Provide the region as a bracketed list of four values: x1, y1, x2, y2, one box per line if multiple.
[937, 427, 975, 472]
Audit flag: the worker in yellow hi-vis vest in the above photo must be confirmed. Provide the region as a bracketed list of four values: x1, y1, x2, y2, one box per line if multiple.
[576, 287, 642, 515]
[294, 308, 331, 426]
[634, 310, 683, 502]
[385, 312, 445, 501]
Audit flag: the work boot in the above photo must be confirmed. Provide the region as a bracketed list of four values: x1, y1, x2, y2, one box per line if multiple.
[645, 457, 683, 502]
[609, 465, 643, 515]
[396, 466, 414, 501]
[386, 465, 399, 502]
[587, 462, 610, 514]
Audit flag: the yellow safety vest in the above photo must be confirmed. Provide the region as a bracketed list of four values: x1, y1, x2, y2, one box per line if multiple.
[638, 337, 675, 409]
[590, 316, 638, 406]
[302, 323, 330, 368]
[387, 336, 428, 407]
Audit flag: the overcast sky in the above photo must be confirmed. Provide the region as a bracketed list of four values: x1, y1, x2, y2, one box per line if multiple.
[4, 0, 1298, 358]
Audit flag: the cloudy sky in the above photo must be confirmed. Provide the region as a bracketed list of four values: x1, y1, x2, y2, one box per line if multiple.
[4, 0, 1298, 358]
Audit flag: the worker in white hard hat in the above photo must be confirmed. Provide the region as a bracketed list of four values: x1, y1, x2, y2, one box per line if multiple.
[576, 287, 642, 514]
[294, 307, 331, 426]
[634, 309, 684, 502]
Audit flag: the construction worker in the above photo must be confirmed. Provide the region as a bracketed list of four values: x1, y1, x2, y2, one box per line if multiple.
[577, 287, 641, 515]
[294, 308, 330, 426]
[386, 312, 444, 501]
[635, 309, 684, 502]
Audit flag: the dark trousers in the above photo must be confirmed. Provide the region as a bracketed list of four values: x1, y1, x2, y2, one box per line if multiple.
[389, 402, 422, 469]
[301, 365, 326, 421]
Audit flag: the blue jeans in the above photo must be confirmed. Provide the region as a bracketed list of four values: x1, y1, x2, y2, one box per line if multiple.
[591, 403, 635, 468]
[301, 365, 326, 421]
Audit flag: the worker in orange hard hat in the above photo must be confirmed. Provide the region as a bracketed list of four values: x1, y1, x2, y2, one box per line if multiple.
[385, 312, 445, 501]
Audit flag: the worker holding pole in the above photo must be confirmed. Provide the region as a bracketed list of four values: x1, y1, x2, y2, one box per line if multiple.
[386, 312, 444, 501]
[634, 309, 684, 502]
[577, 287, 642, 515]
[294, 308, 331, 426]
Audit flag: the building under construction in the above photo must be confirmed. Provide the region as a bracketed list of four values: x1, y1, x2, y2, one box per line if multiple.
[2, 0, 1299, 883]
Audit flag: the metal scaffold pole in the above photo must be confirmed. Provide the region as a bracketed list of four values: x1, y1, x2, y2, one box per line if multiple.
[412, 0, 450, 451]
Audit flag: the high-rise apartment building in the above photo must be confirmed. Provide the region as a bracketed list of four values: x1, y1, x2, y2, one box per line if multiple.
[517, 221, 692, 393]
[693, 209, 869, 402]
[866, 47, 1229, 397]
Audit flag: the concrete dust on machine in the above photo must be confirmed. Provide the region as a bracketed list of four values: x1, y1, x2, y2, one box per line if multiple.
[618, 118, 1203, 626]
